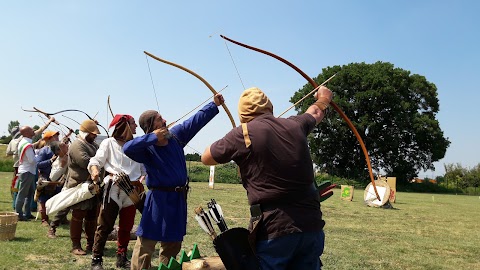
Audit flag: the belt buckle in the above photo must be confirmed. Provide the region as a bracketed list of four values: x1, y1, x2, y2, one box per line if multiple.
[174, 186, 182, 192]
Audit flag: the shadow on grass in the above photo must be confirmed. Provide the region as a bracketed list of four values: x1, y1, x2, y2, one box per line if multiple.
[206, 187, 226, 191]
[392, 201, 407, 205]
[50, 234, 70, 239]
[10, 236, 34, 242]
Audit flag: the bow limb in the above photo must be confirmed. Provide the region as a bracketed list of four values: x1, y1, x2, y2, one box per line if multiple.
[23, 106, 59, 125]
[220, 35, 381, 201]
[107, 95, 115, 118]
[107, 95, 135, 139]
[36, 114, 74, 142]
[26, 107, 76, 142]
[27, 107, 75, 132]
[36, 108, 109, 137]
[63, 109, 109, 137]
[144, 51, 237, 130]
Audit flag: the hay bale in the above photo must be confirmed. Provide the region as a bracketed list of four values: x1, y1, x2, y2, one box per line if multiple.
[182, 256, 225, 270]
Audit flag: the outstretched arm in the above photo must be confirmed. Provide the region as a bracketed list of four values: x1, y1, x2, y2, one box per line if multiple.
[305, 86, 333, 125]
[34, 117, 56, 136]
[201, 146, 218, 165]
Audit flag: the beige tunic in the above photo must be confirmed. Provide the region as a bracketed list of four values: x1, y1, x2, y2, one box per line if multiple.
[65, 135, 100, 210]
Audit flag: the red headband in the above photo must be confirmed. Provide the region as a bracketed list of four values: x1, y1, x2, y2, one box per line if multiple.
[109, 114, 133, 129]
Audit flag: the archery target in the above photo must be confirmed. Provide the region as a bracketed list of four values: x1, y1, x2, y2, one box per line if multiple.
[364, 179, 391, 207]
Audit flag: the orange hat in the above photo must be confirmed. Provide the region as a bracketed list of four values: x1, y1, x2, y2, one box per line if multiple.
[43, 130, 60, 140]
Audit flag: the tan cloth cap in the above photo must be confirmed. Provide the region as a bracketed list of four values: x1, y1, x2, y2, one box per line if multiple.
[79, 119, 100, 135]
[238, 87, 273, 123]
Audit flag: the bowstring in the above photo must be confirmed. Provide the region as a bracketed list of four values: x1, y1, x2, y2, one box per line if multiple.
[37, 114, 67, 138]
[145, 54, 161, 111]
[106, 94, 110, 137]
[167, 85, 229, 129]
[143, 49, 218, 158]
[223, 39, 246, 90]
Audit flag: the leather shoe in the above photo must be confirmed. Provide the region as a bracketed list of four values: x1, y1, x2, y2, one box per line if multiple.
[71, 248, 87, 256]
[47, 228, 56, 239]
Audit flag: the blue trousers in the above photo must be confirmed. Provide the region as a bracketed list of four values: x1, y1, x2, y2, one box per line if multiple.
[12, 181, 37, 211]
[256, 230, 325, 270]
[15, 172, 36, 218]
[12, 192, 17, 210]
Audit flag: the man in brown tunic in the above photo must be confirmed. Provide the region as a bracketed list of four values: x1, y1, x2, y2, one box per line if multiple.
[66, 119, 102, 255]
[202, 86, 332, 270]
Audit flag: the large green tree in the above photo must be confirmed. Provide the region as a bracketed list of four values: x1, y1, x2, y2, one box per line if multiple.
[444, 163, 467, 189]
[292, 62, 450, 184]
[8, 120, 20, 134]
[32, 125, 41, 142]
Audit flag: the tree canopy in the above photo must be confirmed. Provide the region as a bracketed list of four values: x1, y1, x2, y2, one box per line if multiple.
[185, 153, 201, 162]
[8, 120, 20, 135]
[292, 61, 450, 184]
[444, 163, 480, 190]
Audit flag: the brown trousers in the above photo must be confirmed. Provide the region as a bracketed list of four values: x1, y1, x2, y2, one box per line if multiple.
[70, 208, 98, 250]
[92, 198, 136, 257]
[50, 208, 69, 228]
[130, 236, 181, 270]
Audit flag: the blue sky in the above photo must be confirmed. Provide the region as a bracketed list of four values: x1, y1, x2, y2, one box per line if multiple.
[1, 1, 478, 177]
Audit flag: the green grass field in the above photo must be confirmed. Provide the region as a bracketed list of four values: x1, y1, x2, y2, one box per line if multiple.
[1, 171, 479, 270]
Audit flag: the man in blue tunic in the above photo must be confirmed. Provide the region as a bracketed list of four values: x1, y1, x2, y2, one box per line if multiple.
[123, 93, 226, 270]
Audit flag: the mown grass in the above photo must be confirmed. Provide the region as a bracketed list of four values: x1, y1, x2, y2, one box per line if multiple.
[0, 144, 14, 172]
[1, 170, 479, 269]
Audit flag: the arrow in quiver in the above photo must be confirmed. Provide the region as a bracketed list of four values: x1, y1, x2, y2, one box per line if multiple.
[114, 172, 145, 213]
[207, 199, 228, 233]
[194, 206, 217, 240]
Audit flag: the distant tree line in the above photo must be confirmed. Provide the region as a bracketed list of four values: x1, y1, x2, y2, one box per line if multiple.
[439, 163, 480, 193]
[185, 153, 201, 161]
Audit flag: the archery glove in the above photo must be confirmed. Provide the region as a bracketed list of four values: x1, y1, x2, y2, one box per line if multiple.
[317, 181, 336, 202]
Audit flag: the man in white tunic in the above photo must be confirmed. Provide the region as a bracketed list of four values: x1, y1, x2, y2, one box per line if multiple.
[88, 114, 145, 270]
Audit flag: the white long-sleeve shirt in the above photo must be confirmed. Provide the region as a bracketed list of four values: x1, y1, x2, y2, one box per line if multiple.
[88, 137, 145, 207]
[50, 157, 67, 182]
[17, 137, 37, 174]
[88, 137, 145, 182]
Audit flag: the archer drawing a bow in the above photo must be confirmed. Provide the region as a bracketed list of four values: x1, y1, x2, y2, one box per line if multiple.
[220, 35, 380, 201]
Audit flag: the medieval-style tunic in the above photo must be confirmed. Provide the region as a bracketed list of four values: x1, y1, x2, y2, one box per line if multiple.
[88, 137, 145, 207]
[123, 102, 219, 242]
